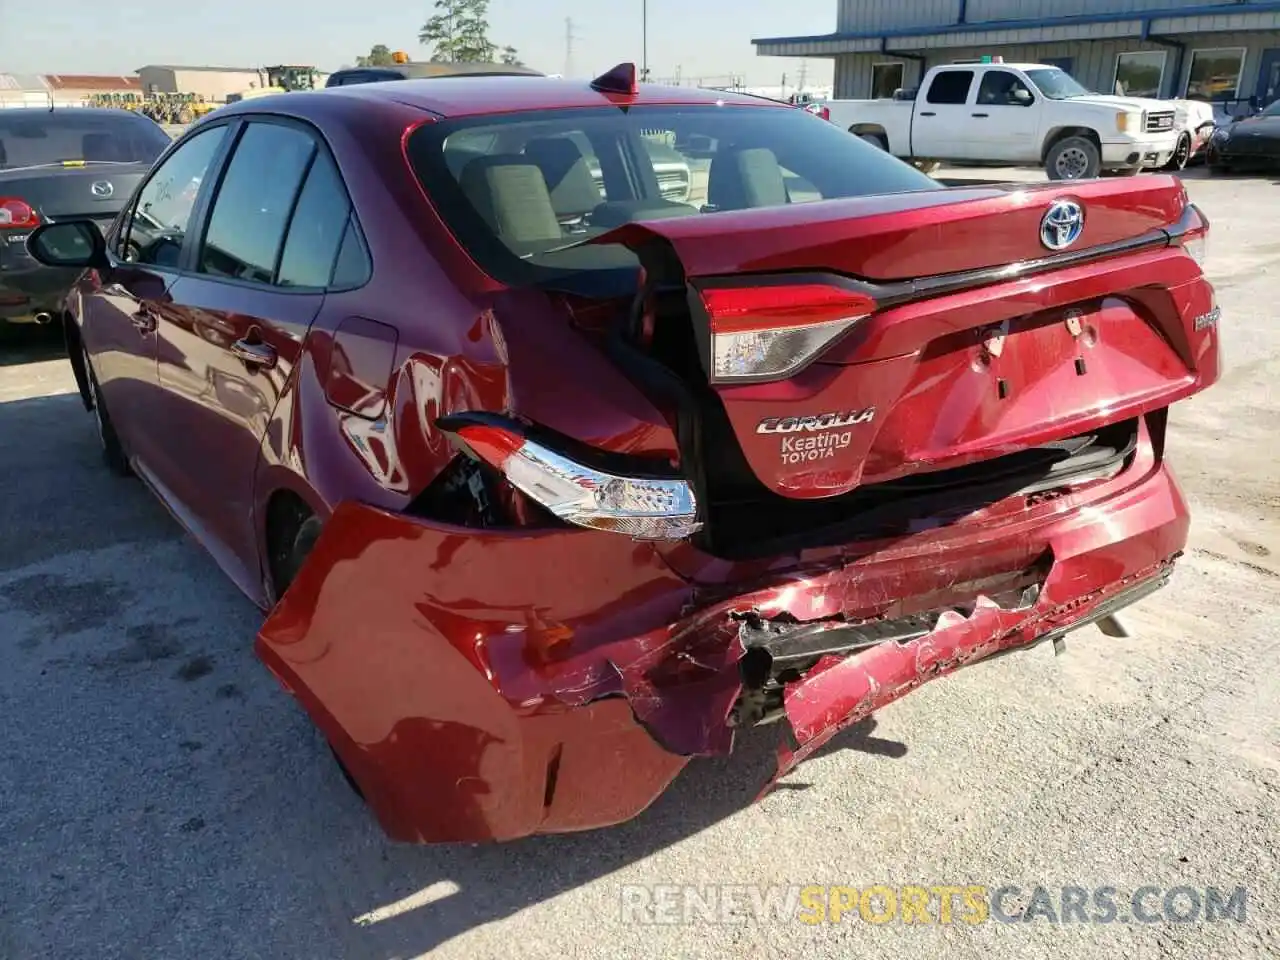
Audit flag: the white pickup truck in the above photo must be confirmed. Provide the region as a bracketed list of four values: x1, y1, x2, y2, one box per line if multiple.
[825, 61, 1183, 180]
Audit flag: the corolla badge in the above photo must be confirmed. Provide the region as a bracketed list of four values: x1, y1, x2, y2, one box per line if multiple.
[1040, 199, 1084, 251]
[90, 180, 114, 199]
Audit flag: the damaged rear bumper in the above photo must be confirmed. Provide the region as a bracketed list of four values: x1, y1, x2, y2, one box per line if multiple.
[256, 452, 1190, 844]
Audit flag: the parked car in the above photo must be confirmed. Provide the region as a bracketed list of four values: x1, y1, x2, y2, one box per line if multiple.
[825, 60, 1183, 179]
[1206, 98, 1280, 173]
[26, 63, 1220, 845]
[1166, 99, 1218, 170]
[0, 107, 169, 327]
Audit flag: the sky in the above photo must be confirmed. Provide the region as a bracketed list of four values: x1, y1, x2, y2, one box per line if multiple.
[1, 0, 836, 87]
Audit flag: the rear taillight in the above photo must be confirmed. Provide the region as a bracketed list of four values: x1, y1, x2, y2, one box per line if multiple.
[696, 282, 876, 384]
[442, 417, 701, 541]
[0, 197, 40, 229]
[1178, 203, 1209, 267]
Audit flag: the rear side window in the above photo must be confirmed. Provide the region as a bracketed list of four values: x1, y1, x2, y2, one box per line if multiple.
[199, 122, 315, 284]
[405, 104, 939, 288]
[276, 152, 353, 288]
[0, 111, 169, 170]
[926, 70, 975, 104]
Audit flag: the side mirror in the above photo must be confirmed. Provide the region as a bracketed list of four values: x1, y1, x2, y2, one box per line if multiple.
[26, 219, 109, 270]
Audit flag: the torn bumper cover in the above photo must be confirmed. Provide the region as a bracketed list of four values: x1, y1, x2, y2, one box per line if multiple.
[256, 459, 1189, 844]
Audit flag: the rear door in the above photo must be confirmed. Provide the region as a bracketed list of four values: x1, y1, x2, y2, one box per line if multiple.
[910, 69, 977, 160]
[151, 117, 358, 596]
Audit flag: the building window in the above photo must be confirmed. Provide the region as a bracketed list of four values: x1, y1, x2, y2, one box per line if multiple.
[1186, 48, 1247, 100]
[1114, 50, 1166, 98]
[871, 62, 905, 99]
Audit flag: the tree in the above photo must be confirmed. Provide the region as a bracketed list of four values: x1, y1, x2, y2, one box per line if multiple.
[356, 44, 398, 67]
[499, 46, 523, 67]
[419, 0, 497, 63]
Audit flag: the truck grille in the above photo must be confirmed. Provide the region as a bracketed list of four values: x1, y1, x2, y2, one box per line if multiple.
[1145, 111, 1176, 133]
[657, 169, 690, 203]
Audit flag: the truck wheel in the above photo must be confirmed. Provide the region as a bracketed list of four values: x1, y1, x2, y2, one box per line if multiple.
[1163, 133, 1192, 171]
[858, 133, 888, 151]
[1046, 136, 1101, 180]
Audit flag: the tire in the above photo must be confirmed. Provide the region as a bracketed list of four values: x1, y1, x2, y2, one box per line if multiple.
[269, 509, 323, 597]
[1045, 136, 1101, 180]
[1163, 133, 1192, 172]
[858, 132, 888, 150]
[82, 344, 131, 477]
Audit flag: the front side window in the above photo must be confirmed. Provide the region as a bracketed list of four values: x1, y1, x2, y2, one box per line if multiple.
[871, 63, 905, 99]
[0, 110, 170, 171]
[1114, 51, 1167, 98]
[121, 125, 228, 267]
[199, 122, 316, 284]
[977, 71, 1035, 107]
[405, 104, 938, 289]
[1187, 48, 1247, 100]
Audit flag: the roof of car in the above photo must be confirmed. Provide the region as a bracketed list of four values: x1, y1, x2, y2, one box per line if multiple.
[218, 75, 787, 121]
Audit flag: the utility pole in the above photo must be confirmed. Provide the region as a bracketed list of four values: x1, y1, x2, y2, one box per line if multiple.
[564, 17, 578, 77]
[797, 59, 808, 94]
[641, 0, 649, 81]
[675, 64, 682, 85]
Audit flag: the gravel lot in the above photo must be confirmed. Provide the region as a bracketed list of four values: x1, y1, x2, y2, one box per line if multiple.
[1, 168, 1277, 960]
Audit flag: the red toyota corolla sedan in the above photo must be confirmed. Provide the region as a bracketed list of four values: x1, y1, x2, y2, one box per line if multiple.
[26, 64, 1220, 844]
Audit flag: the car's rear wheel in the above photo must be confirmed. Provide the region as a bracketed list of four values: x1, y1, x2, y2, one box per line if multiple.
[1046, 136, 1101, 180]
[858, 132, 888, 150]
[83, 344, 131, 476]
[269, 506, 323, 598]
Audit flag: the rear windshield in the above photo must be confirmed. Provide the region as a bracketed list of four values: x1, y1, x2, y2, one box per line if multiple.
[405, 104, 940, 291]
[0, 111, 170, 171]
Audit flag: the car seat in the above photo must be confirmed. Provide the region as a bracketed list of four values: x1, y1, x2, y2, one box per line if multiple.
[458, 154, 563, 246]
[706, 146, 788, 211]
[521, 137, 603, 221]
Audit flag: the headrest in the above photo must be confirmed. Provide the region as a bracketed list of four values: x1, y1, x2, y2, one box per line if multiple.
[459, 154, 563, 245]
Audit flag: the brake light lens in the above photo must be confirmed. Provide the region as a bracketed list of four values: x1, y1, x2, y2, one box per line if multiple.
[1178, 203, 1209, 267]
[697, 283, 876, 384]
[446, 421, 701, 541]
[0, 198, 40, 229]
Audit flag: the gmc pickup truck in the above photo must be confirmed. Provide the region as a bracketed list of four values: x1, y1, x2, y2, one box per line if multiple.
[827, 61, 1183, 179]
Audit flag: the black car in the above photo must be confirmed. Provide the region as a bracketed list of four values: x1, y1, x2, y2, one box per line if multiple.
[0, 107, 169, 326]
[325, 62, 544, 87]
[1207, 99, 1280, 173]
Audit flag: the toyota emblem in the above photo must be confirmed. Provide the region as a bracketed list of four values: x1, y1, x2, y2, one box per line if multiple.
[90, 180, 114, 199]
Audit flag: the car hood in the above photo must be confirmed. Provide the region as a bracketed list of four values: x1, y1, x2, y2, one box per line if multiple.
[1224, 115, 1280, 139]
[1057, 94, 1170, 113]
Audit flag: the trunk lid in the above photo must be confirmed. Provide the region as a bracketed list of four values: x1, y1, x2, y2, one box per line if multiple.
[593, 176, 1207, 557]
[0, 162, 146, 228]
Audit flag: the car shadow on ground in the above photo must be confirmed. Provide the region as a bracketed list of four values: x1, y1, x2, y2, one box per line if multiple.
[331, 716, 907, 956]
[0, 323, 65, 368]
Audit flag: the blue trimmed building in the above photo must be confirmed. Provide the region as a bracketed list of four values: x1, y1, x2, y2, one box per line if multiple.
[753, 1, 1280, 107]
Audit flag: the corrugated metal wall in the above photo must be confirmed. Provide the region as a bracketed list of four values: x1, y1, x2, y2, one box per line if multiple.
[837, 0, 960, 32]
[834, 29, 1280, 99]
[967, 0, 1230, 23]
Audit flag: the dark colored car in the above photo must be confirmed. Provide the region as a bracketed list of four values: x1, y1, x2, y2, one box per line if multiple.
[325, 62, 544, 87]
[26, 66, 1220, 845]
[0, 107, 170, 326]
[1206, 98, 1280, 172]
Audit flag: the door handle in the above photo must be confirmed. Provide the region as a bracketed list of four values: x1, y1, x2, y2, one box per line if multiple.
[972, 112, 989, 117]
[231, 338, 277, 370]
[919, 111, 936, 116]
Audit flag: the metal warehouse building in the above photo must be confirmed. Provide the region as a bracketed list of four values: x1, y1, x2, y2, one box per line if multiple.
[754, 0, 1280, 108]
[136, 65, 265, 102]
